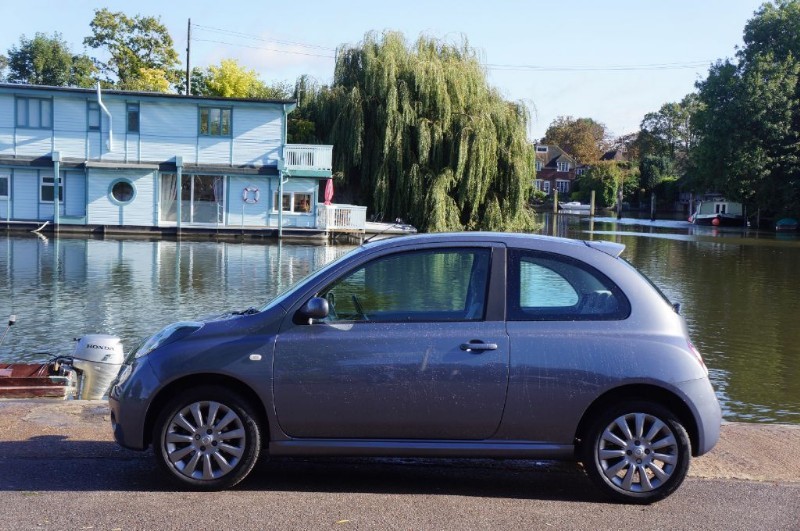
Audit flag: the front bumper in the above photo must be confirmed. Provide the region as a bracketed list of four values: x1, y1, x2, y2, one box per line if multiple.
[108, 358, 161, 450]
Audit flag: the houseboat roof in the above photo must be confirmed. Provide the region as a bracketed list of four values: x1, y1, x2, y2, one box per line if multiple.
[0, 82, 297, 107]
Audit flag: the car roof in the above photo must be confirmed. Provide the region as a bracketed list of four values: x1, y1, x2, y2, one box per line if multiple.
[362, 232, 626, 258]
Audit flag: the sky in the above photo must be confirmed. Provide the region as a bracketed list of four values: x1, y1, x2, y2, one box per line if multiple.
[0, 0, 768, 140]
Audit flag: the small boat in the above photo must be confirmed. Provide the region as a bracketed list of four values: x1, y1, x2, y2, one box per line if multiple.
[776, 218, 798, 232]
[690, 200, 744, 226]
[0, 361, 78, 399]
[558, 201, 591, 212]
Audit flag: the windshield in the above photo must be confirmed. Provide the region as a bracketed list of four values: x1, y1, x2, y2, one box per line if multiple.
[259, 245, 366, 312]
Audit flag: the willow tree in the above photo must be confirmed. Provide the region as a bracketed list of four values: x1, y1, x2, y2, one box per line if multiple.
[308, 32, 535, 232]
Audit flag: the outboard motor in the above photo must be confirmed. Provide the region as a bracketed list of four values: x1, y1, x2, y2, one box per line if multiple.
[71, 334, 124, 400]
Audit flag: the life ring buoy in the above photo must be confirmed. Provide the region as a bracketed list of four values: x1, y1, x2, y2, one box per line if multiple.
[242, 186, 260, 204]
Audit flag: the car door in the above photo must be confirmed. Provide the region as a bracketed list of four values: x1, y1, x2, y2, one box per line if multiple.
[273, 244, 509, 440]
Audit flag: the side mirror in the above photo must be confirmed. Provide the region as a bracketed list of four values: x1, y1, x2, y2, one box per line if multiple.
[294, 297, 329, 325]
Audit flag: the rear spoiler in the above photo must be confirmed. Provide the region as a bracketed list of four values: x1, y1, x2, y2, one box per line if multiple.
[583, 240, 625, 258]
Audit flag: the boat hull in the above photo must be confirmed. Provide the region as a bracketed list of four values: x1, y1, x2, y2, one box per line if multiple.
[0, 363, 77, 399]
[692, 214, 744, 227]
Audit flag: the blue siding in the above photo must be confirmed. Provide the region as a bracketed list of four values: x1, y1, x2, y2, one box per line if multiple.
[64, 170, 86, 217]
[234, 107, 283, 166]
[0, 95, 13, 156]
[12, 169, 39, 220]
[227, 175, 272, 227]
[87, 168, 157, 226]
[53, 98, 86, 158]
[140, 101, 197, 162]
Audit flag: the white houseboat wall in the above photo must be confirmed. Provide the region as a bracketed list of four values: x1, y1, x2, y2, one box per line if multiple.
[0, 83, 333, 239]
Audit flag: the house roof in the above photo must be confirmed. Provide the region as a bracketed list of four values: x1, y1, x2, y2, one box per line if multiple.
[601, 149, 627, 162]
[0, 82, 296, 107]
[534, 144, 577, 168]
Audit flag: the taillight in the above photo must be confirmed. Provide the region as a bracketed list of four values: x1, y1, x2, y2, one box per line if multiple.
[687, 340, 708, 375]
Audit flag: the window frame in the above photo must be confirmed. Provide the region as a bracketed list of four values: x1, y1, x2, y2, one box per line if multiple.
[318, 247, 493, 324]
[556, 180, 570, 193]
[0, 173, 9, 199]
[40, 174, 63, 203]
[15, 97, 53, 129]
[109, 178, 136, 205]
[127, 103, 140, 133]
[557, 161, 570, 172]
[273, 191, 314, 214]
[198, 106, 232, 137]
[87, 101, 101, 131]
[507, 249, 630, 321]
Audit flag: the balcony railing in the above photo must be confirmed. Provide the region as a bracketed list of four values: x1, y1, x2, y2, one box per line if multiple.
[284, 144, 333, 171]
[317, 203, 367, 232]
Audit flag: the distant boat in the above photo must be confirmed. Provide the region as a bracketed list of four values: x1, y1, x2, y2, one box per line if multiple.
[690, 200, 744, 226]
[558, 201, 591, 212]
[776, 217, 798, 232]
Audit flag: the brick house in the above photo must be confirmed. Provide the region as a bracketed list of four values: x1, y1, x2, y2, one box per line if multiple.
[533, 144, 579, 196]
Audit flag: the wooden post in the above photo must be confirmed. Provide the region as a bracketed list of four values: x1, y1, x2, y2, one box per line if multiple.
[650, 192, 656, 221]
[590, 190, 596, 217]
[616, 185, 623, 220]
[553, 189, 559, 214]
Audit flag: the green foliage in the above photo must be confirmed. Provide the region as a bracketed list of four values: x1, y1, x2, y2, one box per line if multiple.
[542, 116, 609, 163]
[6, 32, 96, 87]
[302, 31, 536, 233]
[577, 161, 621, 207]
[83, 8, 179, 91]
[693, 0, 800, 214]
[640, 155, 677, 191]
[639, 94, 701, 175]
[0, 54, 7, 81]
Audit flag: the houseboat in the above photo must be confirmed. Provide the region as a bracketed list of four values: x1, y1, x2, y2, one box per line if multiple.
[690, 200, 744, 227]
[0, 83, 355, 239]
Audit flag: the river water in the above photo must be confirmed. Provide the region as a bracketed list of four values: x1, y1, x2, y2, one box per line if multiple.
[1, 214, 798, 424]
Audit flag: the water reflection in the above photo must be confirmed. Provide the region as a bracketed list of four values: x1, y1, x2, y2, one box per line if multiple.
[0, 235, 352, 364]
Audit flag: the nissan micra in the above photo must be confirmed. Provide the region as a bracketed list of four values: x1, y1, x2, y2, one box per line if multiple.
[109, 233, 721, 503]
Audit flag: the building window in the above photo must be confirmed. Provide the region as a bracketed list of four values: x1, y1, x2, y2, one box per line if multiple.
[536, 146, 548, 153]
[40, 175, 63, 203]
[273, 191, 313, 213]
[88, 102, 101, 130]
[576, 168, 586, 176]
[542, 181, 551, 194]
[110, 179, 135, 204]
[557, 161, 570, 172]
[556, 180, 570, 193]
[16, 97, 52, 129]
[199, 107, 231, 136]
[0, 173, 9, 198]
[533, 179, 543, 191]
[127, 103, 140, 133]
[535, 160, 543, 172]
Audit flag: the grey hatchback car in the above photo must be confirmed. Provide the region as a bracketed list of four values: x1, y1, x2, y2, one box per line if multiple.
[109, 232, 721, 503]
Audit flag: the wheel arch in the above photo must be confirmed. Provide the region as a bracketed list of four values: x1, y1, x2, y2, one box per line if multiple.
[144, 373, 269, 450]
[574, 384, 700, 457]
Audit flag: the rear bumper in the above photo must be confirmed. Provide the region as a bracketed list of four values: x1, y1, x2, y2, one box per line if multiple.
[676, 377, 722, 456]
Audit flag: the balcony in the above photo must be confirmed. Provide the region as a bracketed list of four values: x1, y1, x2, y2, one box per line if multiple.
[282, 144, 333, 176]
[317, 203, 367, 233]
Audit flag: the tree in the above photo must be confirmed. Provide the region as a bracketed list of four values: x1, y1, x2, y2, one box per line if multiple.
[0, 54, 7, 82]
[639, 94, 701, 174]
[692, 0, 800, 214]
[6, 32, 96, 87]
[193, 59, 292, 99]
[303, 31, 535, 232]
[640, 155, 677, 191]
[542, 116, 609, 164]
[576, 161, 621, 207]
[83, 8, 179, 91]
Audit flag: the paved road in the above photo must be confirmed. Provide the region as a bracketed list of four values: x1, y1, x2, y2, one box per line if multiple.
[1, 401, 798, 530]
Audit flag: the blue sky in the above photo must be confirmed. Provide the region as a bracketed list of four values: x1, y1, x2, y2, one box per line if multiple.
[1, 0, 766, 139]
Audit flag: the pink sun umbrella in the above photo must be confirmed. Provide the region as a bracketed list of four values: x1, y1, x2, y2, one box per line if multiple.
[323, 178, 334, 205]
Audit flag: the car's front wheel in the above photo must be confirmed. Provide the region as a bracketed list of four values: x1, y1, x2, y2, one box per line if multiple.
[581, 401, 691, 504]
[153, 386, 261, 490]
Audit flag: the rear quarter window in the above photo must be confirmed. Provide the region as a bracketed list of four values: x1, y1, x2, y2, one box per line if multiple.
[507, 249, 630, 321]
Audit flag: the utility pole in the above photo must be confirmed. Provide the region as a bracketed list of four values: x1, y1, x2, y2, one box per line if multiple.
[185, 19, 191, 95]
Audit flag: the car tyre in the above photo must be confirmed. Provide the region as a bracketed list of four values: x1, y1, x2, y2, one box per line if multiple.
[153, 386, 261, 491]
[580, 401, 691, 504]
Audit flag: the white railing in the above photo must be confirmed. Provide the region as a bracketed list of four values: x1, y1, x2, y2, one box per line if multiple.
[284, 144, 333, 171]
[317, 203, 367, 232]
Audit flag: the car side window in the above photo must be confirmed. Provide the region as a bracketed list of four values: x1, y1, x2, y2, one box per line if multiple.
[508, 249, 629, 321]
[320, 248, 491, 323]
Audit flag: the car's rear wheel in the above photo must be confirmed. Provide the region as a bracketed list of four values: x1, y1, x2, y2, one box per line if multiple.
[153, 386, 261, 491]
[581, 401, 690, 504]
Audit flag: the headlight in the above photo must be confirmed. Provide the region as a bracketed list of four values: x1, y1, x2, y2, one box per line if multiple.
[134, 321, 203, 359]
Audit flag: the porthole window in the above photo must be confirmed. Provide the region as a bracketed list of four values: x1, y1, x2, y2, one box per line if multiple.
[110, 179, 135, 204]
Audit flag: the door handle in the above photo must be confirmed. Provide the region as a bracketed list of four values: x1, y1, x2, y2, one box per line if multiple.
[460, 340, 498, 352]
